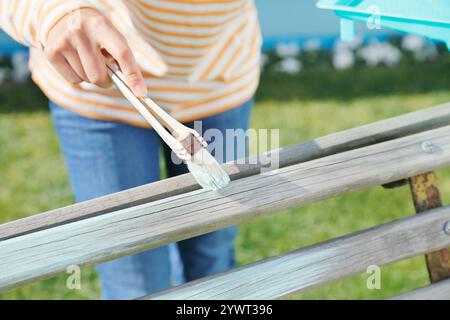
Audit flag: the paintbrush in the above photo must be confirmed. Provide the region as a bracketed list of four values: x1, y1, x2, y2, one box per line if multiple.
[106, 62, 230, 191]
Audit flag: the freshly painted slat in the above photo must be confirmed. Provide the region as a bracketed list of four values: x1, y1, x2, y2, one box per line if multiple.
[147, 206, 450, 300]
[1, 126, 450, 290]
[1, 102, 450, 240]
[390, 279, 450, 300]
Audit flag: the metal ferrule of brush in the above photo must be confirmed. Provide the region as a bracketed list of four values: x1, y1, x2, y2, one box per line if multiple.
[174, 131, 207, 158]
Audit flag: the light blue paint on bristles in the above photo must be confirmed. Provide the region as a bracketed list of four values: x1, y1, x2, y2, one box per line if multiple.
[317, 0, 450, 51]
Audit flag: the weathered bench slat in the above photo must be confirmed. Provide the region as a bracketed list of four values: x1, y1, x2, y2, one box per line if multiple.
[389, 279, 450, 300]
[1, 125, 450, 291]
[1, 102, 449, 240]
[147, 206, 450, 300]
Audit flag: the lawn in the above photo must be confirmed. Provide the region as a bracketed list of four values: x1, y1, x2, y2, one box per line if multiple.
[1, 52, 450, 299]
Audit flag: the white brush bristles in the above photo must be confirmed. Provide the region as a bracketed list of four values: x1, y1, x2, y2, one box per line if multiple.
[186, 148, 230, 191]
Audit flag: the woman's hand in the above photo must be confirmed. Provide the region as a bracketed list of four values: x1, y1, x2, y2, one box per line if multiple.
[45, 7, 147, 97]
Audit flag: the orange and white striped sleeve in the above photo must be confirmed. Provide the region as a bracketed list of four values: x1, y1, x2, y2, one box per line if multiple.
[0, 0, 167, 76]
[0, 0, 97, 49]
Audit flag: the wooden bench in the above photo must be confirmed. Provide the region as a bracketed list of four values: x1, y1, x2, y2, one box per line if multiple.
[1, 102, 450, 299]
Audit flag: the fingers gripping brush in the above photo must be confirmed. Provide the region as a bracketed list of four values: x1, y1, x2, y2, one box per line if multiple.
[107, 63, 230, 191]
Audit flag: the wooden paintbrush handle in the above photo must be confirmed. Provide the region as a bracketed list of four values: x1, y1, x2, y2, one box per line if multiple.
[107, 64, 192, 160]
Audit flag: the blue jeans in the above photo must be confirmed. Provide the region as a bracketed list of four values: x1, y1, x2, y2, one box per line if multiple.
[49, 100, 253, 299]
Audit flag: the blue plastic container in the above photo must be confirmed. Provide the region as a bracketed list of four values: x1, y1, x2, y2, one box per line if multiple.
[317, 0, 450, 50]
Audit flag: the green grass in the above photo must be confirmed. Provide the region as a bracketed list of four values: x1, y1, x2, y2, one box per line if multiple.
[1, 59, 450, 299]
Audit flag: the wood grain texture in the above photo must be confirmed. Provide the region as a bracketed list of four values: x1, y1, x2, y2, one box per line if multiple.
[390, 279, 450, 300]
[1, 126, 450, 291]
[1, 102, 450, 240]
[146, 206, 450, 300]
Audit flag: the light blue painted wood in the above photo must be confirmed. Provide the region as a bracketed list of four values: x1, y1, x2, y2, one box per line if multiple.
[341, 18, 356, 41]
[317, 0, 450, 49]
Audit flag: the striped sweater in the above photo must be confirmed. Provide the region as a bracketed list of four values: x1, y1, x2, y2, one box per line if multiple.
[1, 0, 262, 127]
